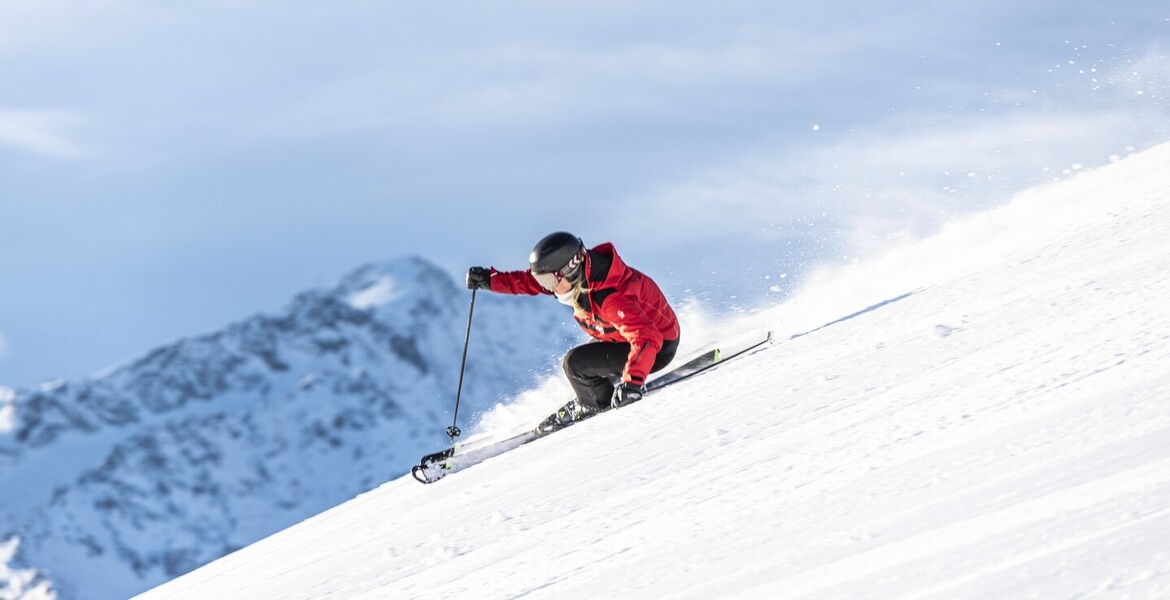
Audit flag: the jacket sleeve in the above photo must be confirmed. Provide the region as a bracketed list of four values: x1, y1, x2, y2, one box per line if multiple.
[602, 293, 664, 386]
[488, 268, 550, 296]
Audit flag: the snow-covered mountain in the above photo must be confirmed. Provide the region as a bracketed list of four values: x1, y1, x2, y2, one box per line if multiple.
[131, 141, 1170, 600]
[0, 256, 578, 600]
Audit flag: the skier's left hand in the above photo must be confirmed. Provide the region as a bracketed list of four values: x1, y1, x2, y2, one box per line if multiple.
[611, 382, 645, 409]
[466, 266, 491, 290]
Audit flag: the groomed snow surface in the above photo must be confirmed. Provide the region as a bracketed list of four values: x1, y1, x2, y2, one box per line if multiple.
[136, 143, 1170, 599]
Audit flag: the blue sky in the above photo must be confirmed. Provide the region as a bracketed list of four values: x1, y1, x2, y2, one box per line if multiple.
[1, 1, 1167, 386]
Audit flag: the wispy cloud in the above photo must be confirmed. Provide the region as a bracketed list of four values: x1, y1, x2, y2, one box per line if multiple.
[626, 94, 1166, 262]
[0, 109, 87, 158]
[249, 6, 914, 143]
[256, 39, 806, 140]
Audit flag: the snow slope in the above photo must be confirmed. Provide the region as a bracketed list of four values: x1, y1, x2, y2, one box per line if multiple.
[136, 142, 1170, 599]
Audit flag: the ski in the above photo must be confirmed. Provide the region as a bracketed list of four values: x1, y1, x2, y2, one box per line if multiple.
[411, 430, 539, 484]
[411, 330, 774, 484]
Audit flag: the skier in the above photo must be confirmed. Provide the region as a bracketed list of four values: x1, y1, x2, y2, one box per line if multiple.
[467, 232, 681, 433]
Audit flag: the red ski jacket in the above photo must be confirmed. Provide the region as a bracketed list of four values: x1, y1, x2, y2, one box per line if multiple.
[488, 243, 680, 386]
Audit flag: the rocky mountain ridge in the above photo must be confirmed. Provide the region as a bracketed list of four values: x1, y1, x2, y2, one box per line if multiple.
[0, 256, 576, 600]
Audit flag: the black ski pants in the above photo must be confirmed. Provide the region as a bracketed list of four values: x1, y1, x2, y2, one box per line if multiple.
[562, 338, 679, 411]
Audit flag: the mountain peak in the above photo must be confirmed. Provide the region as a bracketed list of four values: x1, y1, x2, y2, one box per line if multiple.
[0, 255, 575, 600]
[333, 256, 457, 310]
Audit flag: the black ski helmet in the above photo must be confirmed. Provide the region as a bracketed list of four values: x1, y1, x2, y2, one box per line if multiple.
[529, 232, 585, 281]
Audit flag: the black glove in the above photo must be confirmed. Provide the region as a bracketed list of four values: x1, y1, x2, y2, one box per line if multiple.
[466, 266, 491, 290]
[611, 382, 645, 409]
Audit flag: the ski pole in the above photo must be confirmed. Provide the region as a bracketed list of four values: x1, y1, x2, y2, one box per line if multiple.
[447, 288, 477, 441]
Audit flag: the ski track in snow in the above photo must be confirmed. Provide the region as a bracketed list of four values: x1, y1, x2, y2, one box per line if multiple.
[135, 143, 1170, 599]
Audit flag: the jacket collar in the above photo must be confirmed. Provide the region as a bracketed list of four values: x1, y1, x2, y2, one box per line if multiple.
[584, 242, 628, 291]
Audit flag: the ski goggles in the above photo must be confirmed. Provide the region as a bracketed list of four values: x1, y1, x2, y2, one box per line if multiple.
[533, 252, 584, 291]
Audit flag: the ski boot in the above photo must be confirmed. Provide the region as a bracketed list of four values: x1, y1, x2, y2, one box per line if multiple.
[535, 398, 600, 435]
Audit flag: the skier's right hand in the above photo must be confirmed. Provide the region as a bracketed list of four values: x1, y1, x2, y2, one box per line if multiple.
[466, 267, 491, 290]
[611, 382, 645, 409]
